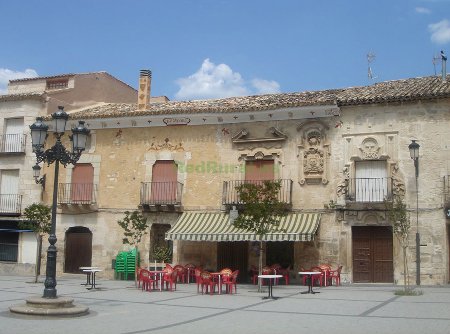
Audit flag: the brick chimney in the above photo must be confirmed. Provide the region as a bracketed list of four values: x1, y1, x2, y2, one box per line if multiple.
[138, 69, 151, 110]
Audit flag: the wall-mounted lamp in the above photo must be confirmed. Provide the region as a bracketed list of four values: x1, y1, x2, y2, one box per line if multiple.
[32, 163, 46, 189]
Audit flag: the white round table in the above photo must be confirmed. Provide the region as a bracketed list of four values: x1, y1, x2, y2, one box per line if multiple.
[258, 274, 283, 299]
[298, 271, 322, 294]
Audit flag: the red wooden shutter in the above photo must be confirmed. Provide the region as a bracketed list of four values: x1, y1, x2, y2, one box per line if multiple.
[245, 160, 274, 182]
[151, 161, 177, 203]
[71, 164, 94, 203]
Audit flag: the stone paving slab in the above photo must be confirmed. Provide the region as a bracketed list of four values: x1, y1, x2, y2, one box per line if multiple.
[1, 275, 450, 334]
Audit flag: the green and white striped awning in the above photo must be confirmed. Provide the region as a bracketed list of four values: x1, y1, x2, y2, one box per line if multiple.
[165, 212, 320, 242]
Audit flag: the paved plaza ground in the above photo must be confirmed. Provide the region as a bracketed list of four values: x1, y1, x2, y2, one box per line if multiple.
[1, 274, 450, 334]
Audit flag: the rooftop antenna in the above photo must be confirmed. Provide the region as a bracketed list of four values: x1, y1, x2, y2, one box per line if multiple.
[432, 53, 441, 76]
[441, 50, 447, 82]
[367, 52, 377, 81]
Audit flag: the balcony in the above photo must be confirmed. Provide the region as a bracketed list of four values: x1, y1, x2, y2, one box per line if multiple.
[345, 177, 393, 203]
[140, 181, 183, 211]
[0, 194, 22, 216]
[222, 179, 293, 208]
[58, 183, 97, 205]
[0, 134, 26, 154]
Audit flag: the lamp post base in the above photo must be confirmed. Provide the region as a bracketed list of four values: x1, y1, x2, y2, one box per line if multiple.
[10, 296, 89, 317]
[416, 232, 421, 286]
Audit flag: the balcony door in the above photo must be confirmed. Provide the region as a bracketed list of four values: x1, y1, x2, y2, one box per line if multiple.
[151, 161, 177, 204]
[3, 118, 23, 153]
[0, 170, 19, 213]
[71, 164, 94, 204]
[355, 161, 387, 202]
[245, 160, 274, 182]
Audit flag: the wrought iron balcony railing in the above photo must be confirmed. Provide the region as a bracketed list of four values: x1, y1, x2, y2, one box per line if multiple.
[0, 194, 22, 215]
[346, 177, 393, 203]
[0, 134, 26, 154]
[140, 181, 183, 206]
[222, 179, 293, 206]
[58, 183, 97, 205]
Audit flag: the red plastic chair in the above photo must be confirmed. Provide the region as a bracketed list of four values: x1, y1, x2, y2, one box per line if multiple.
[136, 267, 144, 289]
[318, 264, 331, 286]
[162, 265, 177, 291]
[251, 265, 259, 285]
[174, 265, 187, 283]
[140, 269, 156, 292]
[329, 265, 343, 286]
[219, 268, 233, 293]
[200, 271, 218, 295]
[278, 267, 290, 285]
[301, 267, 323, 287]
[194, 267, 203, 292]
[184, 263, 196, 283]
[223, 270, 239, 294]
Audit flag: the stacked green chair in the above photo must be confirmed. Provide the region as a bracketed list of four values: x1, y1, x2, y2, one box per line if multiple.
[114, 249, 140, 280]
[125, 248, 139, 280]
[114, 252, 127, 280]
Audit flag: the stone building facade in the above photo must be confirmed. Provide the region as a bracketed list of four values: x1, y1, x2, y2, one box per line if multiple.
[0, 72, 137, 275]
[37, 72, 450, 285]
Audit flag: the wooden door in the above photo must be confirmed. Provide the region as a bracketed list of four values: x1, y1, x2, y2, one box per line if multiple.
[217, 242, 249, 282]
[64, 227, 92, 273]
[245, 160, 274, 181]
[151, 161, 177, 203]
[352, 226, 393, 283]
[71, 164, 94, 203]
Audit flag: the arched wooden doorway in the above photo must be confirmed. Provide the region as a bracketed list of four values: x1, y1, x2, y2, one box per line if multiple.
[64, 226, 92, 273]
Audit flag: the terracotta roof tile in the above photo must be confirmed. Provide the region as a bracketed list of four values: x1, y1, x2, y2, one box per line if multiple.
[68, 75, 450, 120]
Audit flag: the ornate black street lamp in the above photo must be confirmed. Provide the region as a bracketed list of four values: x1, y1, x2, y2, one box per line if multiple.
[30, 106, 90, 298]
[408, 139, 420, 286]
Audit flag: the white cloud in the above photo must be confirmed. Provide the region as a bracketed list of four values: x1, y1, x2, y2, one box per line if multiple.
[251, 79, 281, 94]
[415, 7, 431, 14]
[429, 19, 450, 44]
[174, 59, 280, 100]
[0, 68, 38, 94]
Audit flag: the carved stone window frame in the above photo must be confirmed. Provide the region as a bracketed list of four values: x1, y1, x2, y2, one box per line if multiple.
[237, 150, 283, 180]
[337, 133, 405, 203]
[297, 119, 330, 185]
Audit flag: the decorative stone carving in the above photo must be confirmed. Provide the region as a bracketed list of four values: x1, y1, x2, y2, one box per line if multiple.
[359, 137, 380, 160]
[337, 166, 350, 203]
[148, 138, 184, 152]
[297, 120, 329, 185]
[391, 163, 405, 197]
[232, 127, 287, 150]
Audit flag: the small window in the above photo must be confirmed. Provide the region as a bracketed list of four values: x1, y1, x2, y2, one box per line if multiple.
[0, 232, 19, 262]
[46, 79, 68, 90]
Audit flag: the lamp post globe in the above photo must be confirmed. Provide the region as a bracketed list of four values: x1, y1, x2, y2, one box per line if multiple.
[30, 117, 48, 152]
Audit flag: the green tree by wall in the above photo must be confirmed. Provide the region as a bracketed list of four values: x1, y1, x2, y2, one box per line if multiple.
[19, 203, 51, 283]
[232, 180, 287, 291]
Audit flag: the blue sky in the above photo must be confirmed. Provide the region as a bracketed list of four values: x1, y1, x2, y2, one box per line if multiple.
[1, 0, 450, 100]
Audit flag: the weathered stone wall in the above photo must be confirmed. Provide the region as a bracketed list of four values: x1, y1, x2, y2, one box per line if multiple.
[41, 97, 450, 284]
